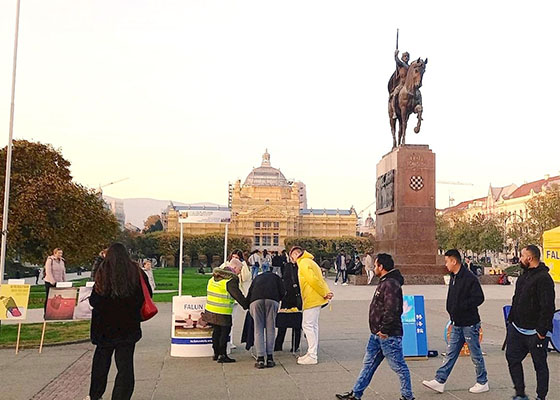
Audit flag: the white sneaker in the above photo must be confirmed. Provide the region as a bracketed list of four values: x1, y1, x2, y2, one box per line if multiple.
[422, 379, 445, 393]
[297, 354, 317, 365]
[342, 282, 348, 286]
[334, 282, 338, 285]
[469, 382, 489, 393]
[230, 343, 237, 349]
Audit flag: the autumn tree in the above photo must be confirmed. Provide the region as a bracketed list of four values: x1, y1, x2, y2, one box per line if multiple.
[143, 214, 163, 233]
[0, 140, 120, 265]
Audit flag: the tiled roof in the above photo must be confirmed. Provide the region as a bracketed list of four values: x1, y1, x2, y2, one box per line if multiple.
[507, 176, 560, 199]
[443, 197, 486, 214]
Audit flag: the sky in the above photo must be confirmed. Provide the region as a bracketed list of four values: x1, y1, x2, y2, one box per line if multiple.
[1, 1, 559, 220]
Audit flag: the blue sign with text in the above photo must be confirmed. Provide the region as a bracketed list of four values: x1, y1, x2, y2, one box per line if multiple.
[401, 295, 428, 357]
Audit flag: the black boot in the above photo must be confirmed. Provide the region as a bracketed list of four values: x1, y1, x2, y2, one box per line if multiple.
[217, 355, 236, 363]
[266, 355, 275, 368]
[255, 356, 265, 369]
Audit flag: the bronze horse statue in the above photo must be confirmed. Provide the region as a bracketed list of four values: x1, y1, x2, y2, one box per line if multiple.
[388, 58, 427, 148]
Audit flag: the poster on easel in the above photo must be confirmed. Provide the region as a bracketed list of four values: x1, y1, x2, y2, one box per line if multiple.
[73, 285, 93, 320]
[0, 284, 30, 321]
[45, 287, 77, 320]
[171, 296, 214, 357]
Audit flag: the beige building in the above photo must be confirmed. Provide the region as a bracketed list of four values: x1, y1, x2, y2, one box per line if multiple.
[163, 150, 358, 251]
[441, 174, 560, 225]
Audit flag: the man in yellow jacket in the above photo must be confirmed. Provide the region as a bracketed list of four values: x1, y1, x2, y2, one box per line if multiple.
[289, 246, 334, 365]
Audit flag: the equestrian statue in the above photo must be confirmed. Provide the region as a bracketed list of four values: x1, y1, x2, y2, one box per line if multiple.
[387, 36, 428, 148]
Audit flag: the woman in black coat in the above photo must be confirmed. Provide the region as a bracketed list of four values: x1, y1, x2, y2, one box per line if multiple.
[274, 262, 303, 352]
[87, 243, 152, 400]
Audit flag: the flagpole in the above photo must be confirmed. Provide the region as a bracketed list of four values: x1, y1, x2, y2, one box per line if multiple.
[0, 0, 22, 284]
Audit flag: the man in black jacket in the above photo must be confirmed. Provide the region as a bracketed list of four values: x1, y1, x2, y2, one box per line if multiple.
[423, 249, 489, 394]
[336, 253, 414, 400]
[506, 245, 555, 400]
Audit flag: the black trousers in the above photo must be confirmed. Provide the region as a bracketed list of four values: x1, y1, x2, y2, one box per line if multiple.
[89, 343, 136, 400]
[212, 325, 231, 356]
[274, 327, 301, 352]
[44, 282, 54, 312]
[505, 324, 549, 399]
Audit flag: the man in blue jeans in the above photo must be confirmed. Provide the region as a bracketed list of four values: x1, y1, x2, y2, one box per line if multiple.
[336, 253, 414, 400]
[423, 249, 489, 394]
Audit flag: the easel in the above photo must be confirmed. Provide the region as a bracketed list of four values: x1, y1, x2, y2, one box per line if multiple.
[38, 281, 75, 353]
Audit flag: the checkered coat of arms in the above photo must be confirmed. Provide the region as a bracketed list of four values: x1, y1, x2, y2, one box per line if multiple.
[409, 176, 424, 191]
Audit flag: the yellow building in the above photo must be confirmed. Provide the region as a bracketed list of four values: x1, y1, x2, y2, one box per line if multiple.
[441, 174, 560, 224]
[163, 150, 358, 251]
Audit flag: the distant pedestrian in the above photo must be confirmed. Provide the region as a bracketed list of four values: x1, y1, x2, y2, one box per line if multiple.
[43, 248, 66, 312]
[289, 246, 333, 365]
[141, 260, 156, 292]
[261, 249, 272, 273]
[423, 249, 489, 394]
[336, 253, 414, 400]
[334, 250, 348, 285]
[364, 252, 375, 284]
[271, 251, 283, 277]
[35, 268, 40, 284]
[506, 245, 555, 400]
[247, 267, 285, 368]
[203, 259, 249, 363]
[91, 249, 107, 281]
[87, 243, 152, 400]
[248, 250, 261, 279]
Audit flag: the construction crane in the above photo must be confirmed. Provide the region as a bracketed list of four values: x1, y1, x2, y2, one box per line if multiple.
[96, 177, 129, 194]
[357, 200, 376, 217]
[437, 180, 474, 207]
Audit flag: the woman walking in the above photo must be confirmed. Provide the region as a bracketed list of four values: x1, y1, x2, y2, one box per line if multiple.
[87, 243, 153, 400]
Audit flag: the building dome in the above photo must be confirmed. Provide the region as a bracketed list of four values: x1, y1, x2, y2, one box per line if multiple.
[244, 150, 289, 187]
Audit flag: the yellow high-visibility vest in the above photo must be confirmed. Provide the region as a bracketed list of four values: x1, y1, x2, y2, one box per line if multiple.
[205, 277, 234, 315]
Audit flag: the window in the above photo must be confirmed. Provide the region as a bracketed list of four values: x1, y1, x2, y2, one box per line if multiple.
[254, 222, 261, 229]
[262, 235, 272, 246]
[273, 222, 280, 228]
[254, 235, 260, 246]
[273, 234, 279, 246]
[263, 221, 271, 228]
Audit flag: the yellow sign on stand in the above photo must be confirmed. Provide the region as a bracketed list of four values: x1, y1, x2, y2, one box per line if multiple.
[543, 226, 560, 283]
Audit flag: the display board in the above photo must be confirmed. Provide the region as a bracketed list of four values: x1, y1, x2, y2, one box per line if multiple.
[543, 226, 560, 283]
[401, 295, 428, 357]
[45, 287, 77, 320]
[0, 284, 30, 321]
[171, 295, 214, 357]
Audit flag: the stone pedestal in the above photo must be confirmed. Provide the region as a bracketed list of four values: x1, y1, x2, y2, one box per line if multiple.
[375, 145, 446, 276]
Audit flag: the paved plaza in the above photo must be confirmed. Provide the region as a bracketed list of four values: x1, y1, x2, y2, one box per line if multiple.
[2, 280, 559, 400]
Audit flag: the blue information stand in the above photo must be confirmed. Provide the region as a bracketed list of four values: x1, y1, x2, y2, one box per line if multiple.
[401, 295, 428, 357]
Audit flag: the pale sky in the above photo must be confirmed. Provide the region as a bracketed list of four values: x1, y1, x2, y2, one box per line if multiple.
[1, 1, 559, 219]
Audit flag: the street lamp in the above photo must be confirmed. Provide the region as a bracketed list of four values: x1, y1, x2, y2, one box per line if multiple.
[0, 0, 22, 283]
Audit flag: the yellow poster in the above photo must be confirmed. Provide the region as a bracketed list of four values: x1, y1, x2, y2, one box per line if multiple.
[543, 226, 560, 283]
[0, 284, 31, 320]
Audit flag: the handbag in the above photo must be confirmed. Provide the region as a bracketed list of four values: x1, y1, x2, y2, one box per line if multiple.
[140, 270, 158, 321]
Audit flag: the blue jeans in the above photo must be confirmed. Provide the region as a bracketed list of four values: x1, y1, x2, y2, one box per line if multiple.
[250, 299, 279, 357]
[435, 322, 488, 384]
[353, 334, 413, 400]
[251, 265, 259, 279]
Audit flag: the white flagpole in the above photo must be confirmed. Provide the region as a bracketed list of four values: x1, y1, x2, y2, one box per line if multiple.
[0, 0, 22, 283]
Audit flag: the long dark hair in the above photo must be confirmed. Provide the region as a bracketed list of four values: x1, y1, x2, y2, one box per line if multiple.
[95, 243, 140, 298]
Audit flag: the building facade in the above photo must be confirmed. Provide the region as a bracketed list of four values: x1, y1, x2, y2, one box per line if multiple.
[163, 150, 357, 251]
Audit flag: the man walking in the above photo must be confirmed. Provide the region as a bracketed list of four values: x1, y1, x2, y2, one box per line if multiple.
[289, 246, 333, 365]
[248, 250, 261, 280]
[334, 250, 348, 286]
[335, 253, 414, 400]
[423, 249, 489, 394]
[506, 245, 555, 400]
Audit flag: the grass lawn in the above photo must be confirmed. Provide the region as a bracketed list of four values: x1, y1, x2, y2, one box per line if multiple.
[27, 268, 210, 308]
[0, 320, 91, 348]
[152, 267, 211, 302]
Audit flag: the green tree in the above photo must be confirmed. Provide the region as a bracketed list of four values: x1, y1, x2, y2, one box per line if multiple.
[524, 185, 560, 246]
[143, 215, 163, 233]
[0, 140, 120, 265]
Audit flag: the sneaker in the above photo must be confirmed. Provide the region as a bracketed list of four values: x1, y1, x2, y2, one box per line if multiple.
[334, 282, 338, 285]
[342, 282, 349, 286]
[469, 382, 489, 393]
[335, 391, 360, 400]
[422, 379, 445, 393]
[266, 358, 275, 368]
[255, 360, 265, 369]
[511, 396, 529, 400]
[297, 354, 317, 365]
[230, 343, 237, 349]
